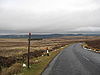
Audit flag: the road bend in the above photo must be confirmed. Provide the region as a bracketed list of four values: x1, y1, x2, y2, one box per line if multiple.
[42, 43, 100, 75]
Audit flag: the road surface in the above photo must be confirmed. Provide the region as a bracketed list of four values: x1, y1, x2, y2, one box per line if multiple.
[42, 43, 100, 75]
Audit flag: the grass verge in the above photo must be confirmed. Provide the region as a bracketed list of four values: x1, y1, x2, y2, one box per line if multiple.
[19, 45, 67, 75]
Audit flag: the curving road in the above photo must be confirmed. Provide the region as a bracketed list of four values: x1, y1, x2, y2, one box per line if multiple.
[42, 43, 100, 75]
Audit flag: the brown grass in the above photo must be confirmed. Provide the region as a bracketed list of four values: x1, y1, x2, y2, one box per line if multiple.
[0, 36, 100, 57]
[1, 63, 22, 75]
[85, 39, 100, 50]
[0, 36, 100, 75]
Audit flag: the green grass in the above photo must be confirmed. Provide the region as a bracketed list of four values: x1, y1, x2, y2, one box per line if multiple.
[19, 45, 67, 75]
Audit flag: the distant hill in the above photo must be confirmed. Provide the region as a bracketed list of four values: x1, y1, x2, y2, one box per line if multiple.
[0, 34, 64, 39]
[0, 34, 100, 39]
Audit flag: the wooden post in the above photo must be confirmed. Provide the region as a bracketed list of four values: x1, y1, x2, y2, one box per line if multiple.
[28, 33, 31, 68]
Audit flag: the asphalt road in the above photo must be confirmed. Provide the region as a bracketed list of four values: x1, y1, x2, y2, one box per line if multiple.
[42, 43, 100, 75]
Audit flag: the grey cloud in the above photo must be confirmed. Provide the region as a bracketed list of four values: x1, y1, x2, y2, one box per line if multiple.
[0, 0, 100, 33]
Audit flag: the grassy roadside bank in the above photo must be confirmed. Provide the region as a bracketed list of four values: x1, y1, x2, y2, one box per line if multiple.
[81, 41, 100, 53]
[19, 45, 68, 75]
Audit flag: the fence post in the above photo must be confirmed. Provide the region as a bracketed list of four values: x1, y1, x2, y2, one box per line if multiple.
[28, 33, 31, 68]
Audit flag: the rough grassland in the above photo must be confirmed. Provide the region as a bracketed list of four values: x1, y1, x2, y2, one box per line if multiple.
[19, 46, 66, 75]
[85, 39, 100, 50]
[1, 36, 100, 75]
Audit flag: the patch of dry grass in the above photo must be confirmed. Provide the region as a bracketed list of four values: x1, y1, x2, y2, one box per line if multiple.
[1, 63, 22, 75]
[85, 39, 100, 50]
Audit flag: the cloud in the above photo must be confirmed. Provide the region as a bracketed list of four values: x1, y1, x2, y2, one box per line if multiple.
[73, 26, 100, 31]
[0, 0, 100, 33]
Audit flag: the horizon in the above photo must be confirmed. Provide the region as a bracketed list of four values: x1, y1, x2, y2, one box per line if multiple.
[0, 32, 100, 35]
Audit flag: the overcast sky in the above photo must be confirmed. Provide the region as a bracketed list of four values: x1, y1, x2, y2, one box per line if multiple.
[0, 0, 100, 34]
